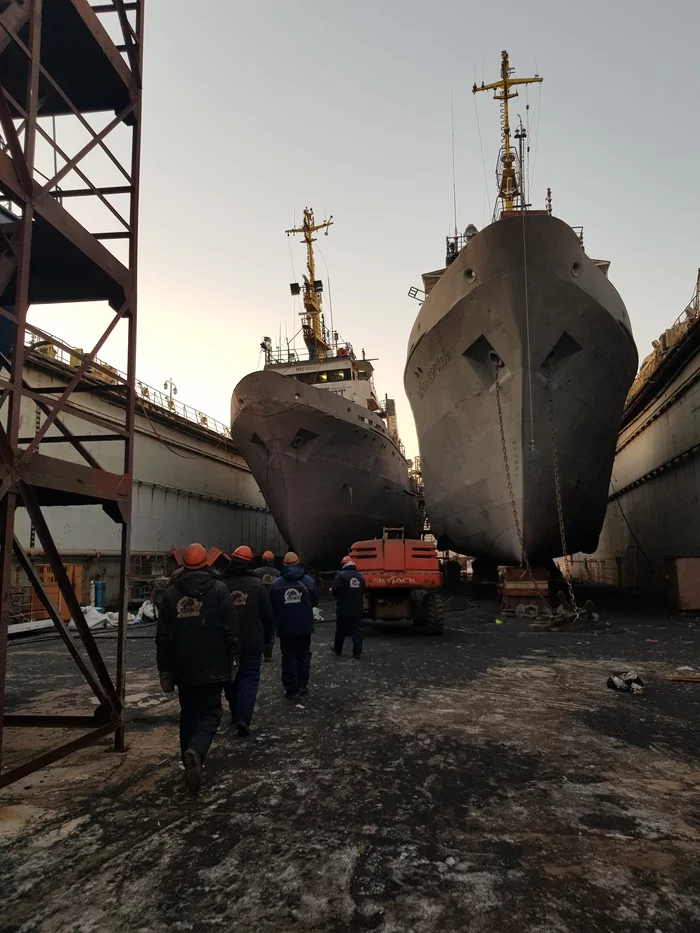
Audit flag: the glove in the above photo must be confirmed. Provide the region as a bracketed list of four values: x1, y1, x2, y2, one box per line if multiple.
[159, 671, 174, 694]
[229, 659, 238, 682]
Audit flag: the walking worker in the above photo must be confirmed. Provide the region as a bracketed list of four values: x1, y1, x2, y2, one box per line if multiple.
[156, 542, 239, 795]
[221, 544, 274, 736]
[269, 552, 318, 699]
[332, 555, 366, 658]
[253, 550, 280, 660]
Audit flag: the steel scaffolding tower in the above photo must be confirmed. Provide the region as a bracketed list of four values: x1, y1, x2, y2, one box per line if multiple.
[0, 0, 143, 787]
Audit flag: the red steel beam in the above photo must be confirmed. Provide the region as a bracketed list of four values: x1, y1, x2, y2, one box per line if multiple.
[0, 0, 142, 785]
[114, 0, 143, 753]
[3, 713, 111, 728]
[0, 451, 131, 503]
[0, 85, 33, 197]
[12, 537, 109, 705]
[69, 0, 138, 98]
[0, 723, 114, 789]
[18, 479, 122, 712]
[5, 299, 129, 478]
[0, 0, 41, 770]
[42, 103, 135, 192]
[0, 300, 129, 504]
[0, 378, 131, 437]
[0, 148, 130, 290]
[0, 1, 30, 55]
[113, 0, 140, 86]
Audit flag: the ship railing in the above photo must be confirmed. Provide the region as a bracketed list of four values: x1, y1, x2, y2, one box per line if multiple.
[24, 331, 232, 439]
[265, 343, 355, 366]
[626, 289, 700, 404]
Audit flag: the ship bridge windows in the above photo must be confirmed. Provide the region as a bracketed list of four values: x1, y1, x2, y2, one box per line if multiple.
[292, 369, 352, 386]
[308, 369, 352, 385]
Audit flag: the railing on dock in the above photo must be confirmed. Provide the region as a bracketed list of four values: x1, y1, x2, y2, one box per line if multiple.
[25, 331, 232, 439]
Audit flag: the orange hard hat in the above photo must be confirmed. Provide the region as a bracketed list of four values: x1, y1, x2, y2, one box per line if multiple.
[232, 545, 253, 562]
[183, 543, 208, 570]
[262, 550, 275, 561]
[341, 555, 354, 566]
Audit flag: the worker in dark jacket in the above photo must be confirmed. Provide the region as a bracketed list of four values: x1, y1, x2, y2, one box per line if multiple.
[221, 544, 274, 736]
[332, 555, 366, 658]
[269, 552, 318, 698]
[156, 542, 239, 795]
[253, 550, 280, 660]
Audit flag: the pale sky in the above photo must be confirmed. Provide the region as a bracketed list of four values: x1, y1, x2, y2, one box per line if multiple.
[29, 0, 700, 460]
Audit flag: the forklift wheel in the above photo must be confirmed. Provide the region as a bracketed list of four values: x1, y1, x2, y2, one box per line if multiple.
[423, 592, 444, 635]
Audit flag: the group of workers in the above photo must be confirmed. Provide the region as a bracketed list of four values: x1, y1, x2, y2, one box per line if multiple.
[155, 544, 366, 794]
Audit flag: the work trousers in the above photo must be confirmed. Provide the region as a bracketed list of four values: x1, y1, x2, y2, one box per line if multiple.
[224, 651, 262, 725]
[177, 682, 225, 762]
[279, 633, 312, 696]
[263, 636, 275, 660]
[334, 617, 363, 657]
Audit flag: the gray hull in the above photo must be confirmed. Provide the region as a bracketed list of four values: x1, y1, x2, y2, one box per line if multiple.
[404, 214, 638, 564]
[231, 371, 420, 568]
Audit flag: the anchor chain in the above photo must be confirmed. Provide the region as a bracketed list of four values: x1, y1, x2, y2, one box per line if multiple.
[493, 358, 549, 614]
[544, 361, 579, 617]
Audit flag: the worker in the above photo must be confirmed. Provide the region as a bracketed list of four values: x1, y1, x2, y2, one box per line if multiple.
[253, 550, 280, 660]
[156, 542, 239, 795]
[331, 555, 366, 658]
[269, 552, 318, 698]
[221, 544, 274, 736]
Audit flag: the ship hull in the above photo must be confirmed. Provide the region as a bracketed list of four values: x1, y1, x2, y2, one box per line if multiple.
[404, 214, 638, 564]
[231, 371, 420, 568]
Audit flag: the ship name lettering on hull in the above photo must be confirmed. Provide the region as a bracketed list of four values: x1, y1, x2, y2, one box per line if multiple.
[417, 349, 453, 399]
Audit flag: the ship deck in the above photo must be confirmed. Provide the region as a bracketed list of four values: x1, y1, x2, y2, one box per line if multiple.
[2, 587, 700, 932]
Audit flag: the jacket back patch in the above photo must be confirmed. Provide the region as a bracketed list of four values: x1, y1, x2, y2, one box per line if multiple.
[176, 596, 203, 618]
[229, 589, 248, 607]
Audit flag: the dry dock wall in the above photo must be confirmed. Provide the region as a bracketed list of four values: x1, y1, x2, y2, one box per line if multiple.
[14, 353, 286, 607]
[569, 345, 700, 595]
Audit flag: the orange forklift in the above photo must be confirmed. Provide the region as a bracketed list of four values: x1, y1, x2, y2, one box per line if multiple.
[349, 528, 444, 634]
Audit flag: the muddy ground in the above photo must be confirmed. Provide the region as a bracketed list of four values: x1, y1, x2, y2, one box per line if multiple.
[2, 590, 700, 932]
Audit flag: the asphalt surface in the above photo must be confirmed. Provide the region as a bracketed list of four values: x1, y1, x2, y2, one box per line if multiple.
[2, 589, 700, 932]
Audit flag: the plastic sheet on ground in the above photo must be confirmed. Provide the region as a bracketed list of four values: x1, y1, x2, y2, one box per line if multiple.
[136, 599, 158, 624]
[68, 607, 137, 631]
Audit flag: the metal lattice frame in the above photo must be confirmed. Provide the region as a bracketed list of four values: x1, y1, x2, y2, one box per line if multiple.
[0, 0, 143, 788]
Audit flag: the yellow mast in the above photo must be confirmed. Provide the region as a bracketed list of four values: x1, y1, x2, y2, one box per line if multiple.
[286, 207, 333, 359]
[472, 50, 542, 213]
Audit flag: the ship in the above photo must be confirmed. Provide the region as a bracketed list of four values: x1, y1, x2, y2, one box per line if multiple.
[231, 208, 420, 568]
[568, 270, 700, 595]
[404, 51, 638, 566]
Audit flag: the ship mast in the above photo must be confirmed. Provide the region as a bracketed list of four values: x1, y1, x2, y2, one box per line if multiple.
[473, 51, 542, 214]
[286, 207, 333, 359]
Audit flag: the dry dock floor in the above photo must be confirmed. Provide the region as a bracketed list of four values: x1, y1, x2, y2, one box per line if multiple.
[2, 590, 700, 932]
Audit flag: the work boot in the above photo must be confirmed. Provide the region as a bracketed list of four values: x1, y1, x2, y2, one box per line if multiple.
[352, 654, 362, 661]
[236, 721, 250, 738]
[299, 686, 309, 696]
[285, 691, 298, 700]
[183, 748, 202, 796]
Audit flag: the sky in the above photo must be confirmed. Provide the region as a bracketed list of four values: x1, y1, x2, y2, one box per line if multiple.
[29, 0, 700, 461]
